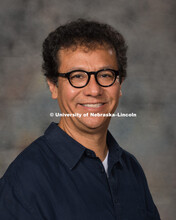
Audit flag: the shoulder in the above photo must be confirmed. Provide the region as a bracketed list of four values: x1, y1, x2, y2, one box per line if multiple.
[0, 136, 51, 219]
[2, 135, 53, 188]
[121, 148, 147, 180]
[122, 148, 141, 165]
[120, 148, 150, 194]
[121, 149, 160, 218]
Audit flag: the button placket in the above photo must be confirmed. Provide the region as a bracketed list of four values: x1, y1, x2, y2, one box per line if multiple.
[101, 166, 105, 173]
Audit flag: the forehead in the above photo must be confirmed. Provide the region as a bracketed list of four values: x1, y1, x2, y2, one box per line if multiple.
[58, 42, 115, 53]
[57, 44, 117, 68]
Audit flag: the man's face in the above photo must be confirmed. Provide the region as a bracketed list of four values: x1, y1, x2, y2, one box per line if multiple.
[48, 45, 122, 132]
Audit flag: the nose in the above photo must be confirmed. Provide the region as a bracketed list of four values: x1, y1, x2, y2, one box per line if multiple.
[83, 75, 103, 97]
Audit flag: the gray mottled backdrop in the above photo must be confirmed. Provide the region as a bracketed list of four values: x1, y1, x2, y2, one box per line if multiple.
[0, 0, 175, 219]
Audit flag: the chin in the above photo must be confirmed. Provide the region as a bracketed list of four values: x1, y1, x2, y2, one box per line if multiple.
[78, 117, 110, 131]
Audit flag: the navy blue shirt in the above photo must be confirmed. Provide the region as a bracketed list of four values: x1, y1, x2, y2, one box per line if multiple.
[0, 122, 160, 220]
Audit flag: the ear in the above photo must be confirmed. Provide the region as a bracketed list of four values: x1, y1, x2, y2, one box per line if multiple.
[47, 79, 58, 99]
[119, 80, 123, 97]
[120, 89, 122, 97]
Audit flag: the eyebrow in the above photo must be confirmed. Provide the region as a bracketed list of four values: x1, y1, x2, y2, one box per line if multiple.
[65, 66, 118, 72]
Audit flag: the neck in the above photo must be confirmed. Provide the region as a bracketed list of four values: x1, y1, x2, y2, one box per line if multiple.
[58, 119, 109, 161]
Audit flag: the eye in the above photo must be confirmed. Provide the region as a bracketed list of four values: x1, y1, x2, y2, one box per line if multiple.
[98, 70, 114, 79]
[69, 71, 88, 81]
[100, 73, 113, 78]
[70, 74, 83, 79]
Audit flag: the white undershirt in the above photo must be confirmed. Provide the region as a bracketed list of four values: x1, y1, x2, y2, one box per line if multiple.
[102, 151, 109, 176]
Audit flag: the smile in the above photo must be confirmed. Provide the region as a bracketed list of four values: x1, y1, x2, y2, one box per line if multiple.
[80, 103, 104, 108]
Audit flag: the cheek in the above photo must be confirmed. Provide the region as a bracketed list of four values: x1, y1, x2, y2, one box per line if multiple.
[58, 82, 80, 105]
[109, 86, 121, 101]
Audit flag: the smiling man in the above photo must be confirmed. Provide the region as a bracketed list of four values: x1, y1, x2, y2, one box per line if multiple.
[47, 45, 121, 161]
[0, 19, 160, 220]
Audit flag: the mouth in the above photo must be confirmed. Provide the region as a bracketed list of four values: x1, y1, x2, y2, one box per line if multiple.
[79, 103, 105, 108]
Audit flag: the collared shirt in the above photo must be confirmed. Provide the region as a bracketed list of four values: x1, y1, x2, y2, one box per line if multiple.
[0, 122, 160, 220]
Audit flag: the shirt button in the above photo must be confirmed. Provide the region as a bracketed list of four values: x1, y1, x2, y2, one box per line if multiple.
[86, 151, 92, 156]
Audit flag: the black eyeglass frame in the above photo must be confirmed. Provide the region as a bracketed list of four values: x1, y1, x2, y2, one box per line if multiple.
[57, 68, 121, 88]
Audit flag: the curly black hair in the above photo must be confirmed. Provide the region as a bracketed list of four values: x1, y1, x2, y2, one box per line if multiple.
[42, 19, 127, 85]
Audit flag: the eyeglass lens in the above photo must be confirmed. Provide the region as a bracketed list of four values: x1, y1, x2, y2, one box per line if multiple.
[69, 70, 118, 87]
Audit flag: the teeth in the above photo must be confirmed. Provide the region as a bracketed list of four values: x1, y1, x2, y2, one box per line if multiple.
[82, 103, 103, 108]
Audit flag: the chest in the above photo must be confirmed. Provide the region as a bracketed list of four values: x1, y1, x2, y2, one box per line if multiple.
[31, 161, 153, 220]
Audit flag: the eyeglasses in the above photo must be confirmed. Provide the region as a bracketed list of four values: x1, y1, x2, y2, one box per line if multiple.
[57, 69, 121, 88]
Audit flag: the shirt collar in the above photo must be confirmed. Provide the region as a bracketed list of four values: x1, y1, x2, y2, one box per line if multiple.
[44, 122, 86, 170]
[107, 130, 124, 170]
[44, 122, 124, 170]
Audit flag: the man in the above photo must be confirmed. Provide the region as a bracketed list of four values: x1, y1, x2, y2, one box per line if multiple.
[0, 19, 160, 220]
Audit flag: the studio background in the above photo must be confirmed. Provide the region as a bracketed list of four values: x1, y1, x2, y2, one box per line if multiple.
[0, 0, 175, 219]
